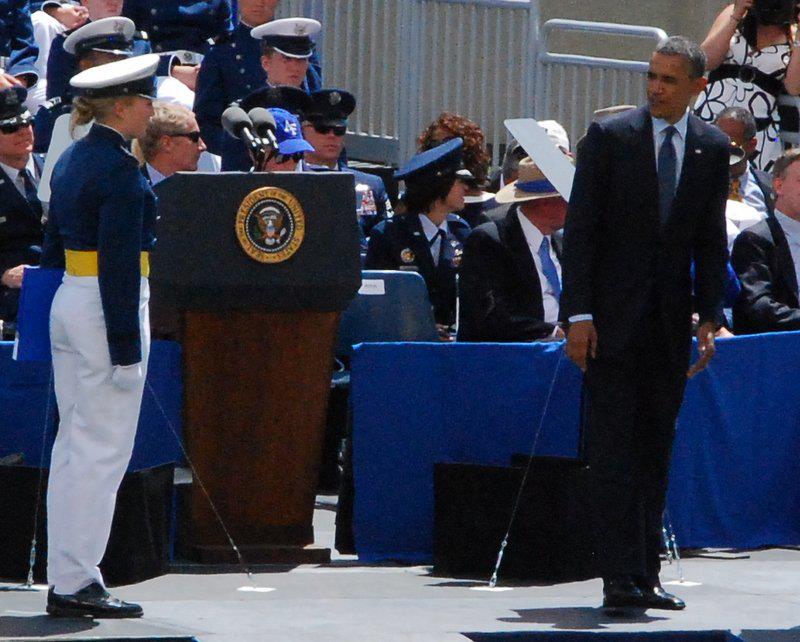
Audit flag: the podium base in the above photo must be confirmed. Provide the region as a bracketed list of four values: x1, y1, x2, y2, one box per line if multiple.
[194, 544, 331, 565]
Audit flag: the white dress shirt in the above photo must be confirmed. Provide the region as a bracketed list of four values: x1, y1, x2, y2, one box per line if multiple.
[146, 164, 168, 186]
[418, 214, 448, 266]
[773, 209, 800, 281]
[0, 157, 38, 198]
[738, 166, 769, 219]
[517, 209, 561, 325]
[569, 110, 690, 324]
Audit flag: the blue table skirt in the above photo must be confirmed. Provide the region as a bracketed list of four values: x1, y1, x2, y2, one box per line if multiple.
[0, 340, 183, 471]
[351, 333, 800, 562]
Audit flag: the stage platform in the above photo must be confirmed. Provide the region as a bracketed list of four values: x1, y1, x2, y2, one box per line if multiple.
[1, 498, 798, 642]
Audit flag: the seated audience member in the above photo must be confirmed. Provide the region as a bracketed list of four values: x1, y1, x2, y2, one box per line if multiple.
[417, 113, 493, 228]
[194, 1, 322, 155]
[28, 0, 89, 112]
[458, 157, 566, 342]
[365, 138, 472, 337]
[137, 102, 207, 186]
[34, 17, 138, 154]
[0, 0, 39, 88]
[46, 0, 150, 103]
[724, 141, 763, 248]
[220, 84, 310, 170]
[121, 0, 231, 55]
[260, 107, 314, 172]
[732, 149, 800, 333]
[0, 86, 44, 334]
[300, 89, 393, 240]
[714, 106, 773, 217]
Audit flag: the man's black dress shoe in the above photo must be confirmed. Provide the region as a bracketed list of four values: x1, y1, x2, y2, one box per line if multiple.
[47, 582, 143, 618]
[602, 576, 648, 611]
[634, 577, 686, 610]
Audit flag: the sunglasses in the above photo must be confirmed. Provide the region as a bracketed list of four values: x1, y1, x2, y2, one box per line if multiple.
[0, 119, 33, 135]
[169, 131, 202, 143]
[271, 152, 305, 164]
[313, 124, 346, 136]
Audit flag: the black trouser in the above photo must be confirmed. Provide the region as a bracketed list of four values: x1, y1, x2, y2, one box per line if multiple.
[584, 319, 687, 582]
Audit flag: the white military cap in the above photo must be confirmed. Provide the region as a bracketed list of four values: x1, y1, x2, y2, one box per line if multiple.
[250, 18, 322, 59]
[70, 53, 159, 99]
[63, 16, 136, 56]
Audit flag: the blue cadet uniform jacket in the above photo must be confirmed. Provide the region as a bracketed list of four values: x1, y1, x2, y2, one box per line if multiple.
[194, 21, 322, 155]
[364, 212, 470, 326]
[0, 0, 39, 81]
[122, 0, 232, 54]
[0, 157, 44, 321]
[41, 124, 157, 366]
[33, 97, 69, 154]
[46, 27, 152, 102]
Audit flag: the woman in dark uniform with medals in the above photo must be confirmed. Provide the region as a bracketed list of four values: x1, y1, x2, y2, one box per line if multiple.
[365, 138, 473, 338]
[40, 53, 159, 619]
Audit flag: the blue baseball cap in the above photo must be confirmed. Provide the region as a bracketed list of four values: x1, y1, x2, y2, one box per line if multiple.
[269, 108, 314, 155]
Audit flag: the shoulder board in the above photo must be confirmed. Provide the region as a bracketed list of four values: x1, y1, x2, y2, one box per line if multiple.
[43, 96, 63, 110]
[135, 30, 149, 41]
[446, 213, 469, 227]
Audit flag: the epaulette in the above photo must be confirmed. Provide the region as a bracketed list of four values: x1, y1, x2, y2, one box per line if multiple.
[134, 30, 149, 42]
[446, 213, 470, 228]
[42, 96, 63, 110]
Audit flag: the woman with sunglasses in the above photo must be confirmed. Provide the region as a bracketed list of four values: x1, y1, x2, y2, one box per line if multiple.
[39, 54, 159, 619]
[364, 138, 473, 340]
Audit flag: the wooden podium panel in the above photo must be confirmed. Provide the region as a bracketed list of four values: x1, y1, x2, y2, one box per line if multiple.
[183, 310, 339, 563]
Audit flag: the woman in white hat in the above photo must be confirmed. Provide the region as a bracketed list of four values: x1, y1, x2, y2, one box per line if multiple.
[39, 53, 159, 619]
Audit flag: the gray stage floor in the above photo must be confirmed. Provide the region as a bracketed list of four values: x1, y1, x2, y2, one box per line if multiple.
[1, 497, 799, 642]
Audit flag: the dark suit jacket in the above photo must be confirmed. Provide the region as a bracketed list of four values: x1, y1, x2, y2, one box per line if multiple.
[364, 213, 470, 326]
[731, 215, 800, 334]
[0, 162, 44, 321]
[458, 205, 559, 342]
[560, 106, 729, 365]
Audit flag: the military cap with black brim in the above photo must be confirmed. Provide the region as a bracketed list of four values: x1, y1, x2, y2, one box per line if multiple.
[250, 18, 321, 59]
[63, 17, 136, 58]
[239, 85, 312, 117]
[395, 137, 474, 184]
[304, 89, 356, 128]
[69, 53, 159, 100]
[0, 86, 33, 128]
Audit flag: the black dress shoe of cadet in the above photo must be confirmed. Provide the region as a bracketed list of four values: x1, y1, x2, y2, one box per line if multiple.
[602, 576, 648, 611]
[47, 582, 143, 618]
[634, 578, 686, 611]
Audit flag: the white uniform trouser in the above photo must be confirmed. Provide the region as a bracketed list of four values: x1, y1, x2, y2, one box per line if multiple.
[46, 275, 150, 595]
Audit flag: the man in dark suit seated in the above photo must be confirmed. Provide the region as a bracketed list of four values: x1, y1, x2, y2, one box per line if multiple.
[458, 157, 566, 342]
[561, 36, 728, 612]
[0, 86, 43, 336]
[732, 149, 800, 334]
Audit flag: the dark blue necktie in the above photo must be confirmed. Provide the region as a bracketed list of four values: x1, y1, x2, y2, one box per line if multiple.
[20, 169, 43, 221]
[658, 126, 678, 225]
[538, 236, 561, 299]
[429, 229, 446, 266]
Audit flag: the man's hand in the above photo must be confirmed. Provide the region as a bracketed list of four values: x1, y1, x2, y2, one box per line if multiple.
[0, 72, 23, 89]
[1, 265, 26, 289]
[171, 65, 200, 91]
[52, 4, 89, 30]
[687, 321, 717, 379]
[566, 320, 598, 372]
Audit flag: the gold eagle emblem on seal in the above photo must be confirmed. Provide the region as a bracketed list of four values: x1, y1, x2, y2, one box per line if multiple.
[235, 187, 305, 264]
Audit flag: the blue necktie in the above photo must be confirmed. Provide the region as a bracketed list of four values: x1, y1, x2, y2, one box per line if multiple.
[658, 126, 678, 225]
[20, 169, 43, 220]
[430, 229, 446, 266]
[538, 236, 561, 299]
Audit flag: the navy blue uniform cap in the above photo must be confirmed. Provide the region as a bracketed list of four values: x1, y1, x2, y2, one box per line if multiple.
[395, 137, 475, 183]
[304, 89, 355, 127]
[238, 84, 312, 116]
[0, 86, 32, 127]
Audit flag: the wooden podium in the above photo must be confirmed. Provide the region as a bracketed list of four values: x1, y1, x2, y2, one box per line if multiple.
[151, 172, 361, 563]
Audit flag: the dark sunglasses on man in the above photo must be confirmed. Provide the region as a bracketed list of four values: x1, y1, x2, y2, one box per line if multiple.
[313, 124, 346, 137]
[168, 130, 203, 143]
[0, 115, 34, 135]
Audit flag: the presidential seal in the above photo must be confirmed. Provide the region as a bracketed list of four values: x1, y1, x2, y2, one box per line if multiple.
[236, 187, 305, 263]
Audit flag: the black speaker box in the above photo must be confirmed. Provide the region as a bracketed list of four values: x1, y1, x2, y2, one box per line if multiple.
[0, 463, 174, 586]
[433, 457, 597, 582]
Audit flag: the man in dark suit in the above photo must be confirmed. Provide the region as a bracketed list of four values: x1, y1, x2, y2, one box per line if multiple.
[560, 36, 729, 611]
[0, 86, 43, 332]
[459, 157, 566, 342]
[732, 149, 800, 333]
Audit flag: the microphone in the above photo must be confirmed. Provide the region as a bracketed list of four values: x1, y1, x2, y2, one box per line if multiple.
[248, 107, 279, 150]
[221, 106, 262, 154]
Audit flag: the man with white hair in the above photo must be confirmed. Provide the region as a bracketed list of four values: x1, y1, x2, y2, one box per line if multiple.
[459, 121, 571, 342]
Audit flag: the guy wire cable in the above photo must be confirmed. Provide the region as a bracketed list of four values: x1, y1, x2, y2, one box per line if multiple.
[488, 345, 566, 589]
[145, 380, 255, 584]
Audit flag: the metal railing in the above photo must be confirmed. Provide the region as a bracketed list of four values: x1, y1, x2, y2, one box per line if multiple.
[276, 2, 664, 168]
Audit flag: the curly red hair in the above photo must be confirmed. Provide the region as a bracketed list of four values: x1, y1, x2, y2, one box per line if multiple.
[417, 112, 490, 185]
